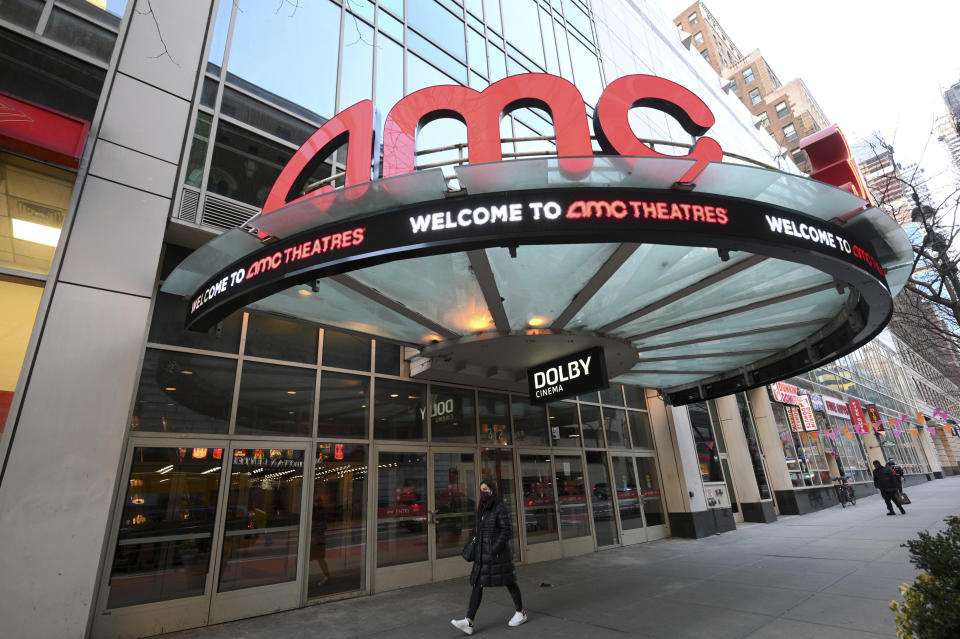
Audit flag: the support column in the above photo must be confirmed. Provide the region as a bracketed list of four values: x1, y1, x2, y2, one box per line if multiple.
[0, 3, 214, 638]
[714, 395, 775, 523]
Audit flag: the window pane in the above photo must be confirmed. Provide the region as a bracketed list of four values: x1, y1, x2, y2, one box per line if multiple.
[0, 277, 42, 431]
[0, 0, 44, 30]
[147, 292, 242, 353]
[374, 341, 401, 375]
[636, 457, 664, 526]
[604, 407, 629, 449]
[611, 456, 642, 530]
[207, 120, 291, 208]
[520, 454, 558, 544]
[467, 27, 487, 76]
[310, 443, 367, 597]
[107, 446, 224, 608]
[185, 112, 211, 186]
[374, 379, 426, 440]
[407, 0, 466, 60]
[579, 403, 604, 448]
[376, 451, 428, 567]
[340, 19, 374, 110]
[235, 362, 314, 436]
[375, 34, 403, 114]
[44, 8, 115, 62]
[322, 329, 371, 370]
[623, 385, 646, 410]
[586, 451, 617, 546]
[407, 29, 467, 84]
[430, 385, 476, 443]
[478, 391, 511, 446]
[481, 448, 519, 555]
[226, 0, 339, 119]
[0, 152, 75, 275]
[219, 87, 318, 146]
[512, 396, 549, 446]
[503, 0, 543, 67]
[555, 454, 588, 538]
[689, 402, 723, 481]
[219, 448, 304, 591]
[245, 313, 318, 363]
[317, 371, 369, 438]
[547, 401, 580, 447]
[434, 452, 476, 559]
[628, 411, 653, 449]
[599, 384, 623, 406]
[736, 393, 771, 500]
[131, 349, 235, 434]
[567, 35, 602, 106]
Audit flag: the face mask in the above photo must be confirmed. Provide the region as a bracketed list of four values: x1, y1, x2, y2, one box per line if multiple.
[480, 491, 492, 501]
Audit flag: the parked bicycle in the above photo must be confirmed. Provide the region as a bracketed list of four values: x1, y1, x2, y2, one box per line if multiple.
[832, 476, 857, 507]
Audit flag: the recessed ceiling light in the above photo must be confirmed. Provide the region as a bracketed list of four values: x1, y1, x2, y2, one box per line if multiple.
[180, 370, 193, 375]
[298, 289, 311, 296]
[165, 387, 176, 391]
[528, 316, 547, 327]
[389, 393, 399, 398]
[12, 218, 60, 247]
[287, 391, 297, 395]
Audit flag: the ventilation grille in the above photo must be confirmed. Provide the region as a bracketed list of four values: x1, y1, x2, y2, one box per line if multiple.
[200, 193, 258, 231]
[178, 187, 199, 223]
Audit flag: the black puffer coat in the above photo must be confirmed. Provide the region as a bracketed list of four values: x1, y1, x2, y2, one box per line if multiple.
[469, 498, 517, 587]
[873, 465, 898, 492]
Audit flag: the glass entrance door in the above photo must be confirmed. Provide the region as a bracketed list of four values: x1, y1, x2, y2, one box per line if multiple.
[373, 449, 430, 591]
[208, 445, 308, 624]
[636, 456, 667, 540]
[432, 451, 477, 581]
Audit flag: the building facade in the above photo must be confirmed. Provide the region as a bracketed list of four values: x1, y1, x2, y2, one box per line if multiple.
[0, 2, 938, 639]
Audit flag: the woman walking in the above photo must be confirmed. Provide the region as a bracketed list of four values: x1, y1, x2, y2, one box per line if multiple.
[451, 478, 527, 634]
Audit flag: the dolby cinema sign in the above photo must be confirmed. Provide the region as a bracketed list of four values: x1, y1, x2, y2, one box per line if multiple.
[528, 347, 609, 405]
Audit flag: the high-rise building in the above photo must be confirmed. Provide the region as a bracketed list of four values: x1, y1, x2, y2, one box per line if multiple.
[936, 114, 960, 173]
[674, 3, 829, 173]
[851, 138, 914, 224]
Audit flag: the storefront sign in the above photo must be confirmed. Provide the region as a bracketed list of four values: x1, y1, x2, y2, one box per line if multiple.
[770, 381, 800, 405]
[786, 406, 803, 432]
[809, 393, 826, 412]
[797, 395, 818, 431]
[865, 403, 881, 424]
[821, 394, 851, 419]
[527, 346, 608, 404]
[848, 400, 867, 431]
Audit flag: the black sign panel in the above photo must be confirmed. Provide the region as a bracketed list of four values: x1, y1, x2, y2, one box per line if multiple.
[185, 187, 889, 331]
[527, 347, 609, 405]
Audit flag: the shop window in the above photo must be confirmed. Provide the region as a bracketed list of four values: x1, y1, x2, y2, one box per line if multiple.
[0, 152, 74, 275]
[218, 448, 304, 591]
[511, 396, 550, 445]
[106, 446, 224, 608]
[374, 341, 402, 375]
[234, 361, 314, 436]
[309, 443, 367, 598]
[599, 384, 624, 406]
[0, 276, 43, 432]
[783, 123, 798, 142]
[634, 457, 663, 525]
[245, 313, 318, 364]
[748, 88, 762, 105]
[478, 391, 511, 446]
[775, 100, 789, 118]
[624, 385, 647, 410]
[603, 407, 629, 449]
[554, 454, 589, 538]
[207, 120, 292, 207]
[147, 292, 243, 354]
[481, 448, 519, 555]
[316, 371, 369, 438]
[579, 403, 604, 448]
[520, 454, 558, 544]
[376, 451, 428, 566]
[610, 456, 643, 530]
[742, 67, 755, 84]
[586, 451, 618, 546]
[433, 451, 477, 558]
[547, 401, 580, 447]
[429, 385, 476, 443]
[131, 349, 235, 434]
[322, 329, 371, 371]
[688, 402, 724, 482]
[578, 389, 599, 403]
[693, 31, 704, 46]
[628, 410, 653, 449]
[374, 378, 426, 440]
[736, 393, 771, 500]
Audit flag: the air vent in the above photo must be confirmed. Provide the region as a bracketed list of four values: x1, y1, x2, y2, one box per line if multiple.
[178, 187, 199, 223]
[200, 193, 258, 231]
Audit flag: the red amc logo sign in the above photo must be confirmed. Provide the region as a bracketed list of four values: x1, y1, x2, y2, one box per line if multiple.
[261, 73, 724, 218]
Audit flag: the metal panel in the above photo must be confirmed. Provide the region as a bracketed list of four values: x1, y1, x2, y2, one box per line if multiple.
[99, 73, 191, 164]
[89, 139, 178, 198]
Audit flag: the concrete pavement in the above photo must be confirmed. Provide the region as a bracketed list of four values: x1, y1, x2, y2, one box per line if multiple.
[158, 477, 960, 639]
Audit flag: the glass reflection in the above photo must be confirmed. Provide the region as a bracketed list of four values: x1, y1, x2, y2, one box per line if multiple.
[374, 379, 426, 440]
[555, 455, 588, 539]
[376, 452, 428, 567]
[547, 401, 580, 447]
[481, 448, 518, 555]
[107, 447, 223, 608]
[309, 443, 367, 598]
[511, 396, 549, 446]
[611, 456, 643, 530]
[579, 404, 604, 448]
[218, 448, 304, 591]
[478, 392, 511, 446]
[430, 385, 476, 443]
[636, 457, 664, 526]
[434, 453, 476, 559]
[520, 454, 558, 544]
[234, 362, 314, 436]
[586, 451, 618, 546]
[245, 313, 318, 364]
[628, 411, 653, 449]
[604, 407, 629, 449]
[322, 329, 371, 371]
[317, 372, 369, 438]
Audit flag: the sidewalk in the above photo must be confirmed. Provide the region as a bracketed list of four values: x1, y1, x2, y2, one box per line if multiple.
[159, 477, 960, 639]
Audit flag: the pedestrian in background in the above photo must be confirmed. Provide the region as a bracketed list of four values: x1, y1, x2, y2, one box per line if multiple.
[872, 459, 906, 515]
[451, 478, 527, 635]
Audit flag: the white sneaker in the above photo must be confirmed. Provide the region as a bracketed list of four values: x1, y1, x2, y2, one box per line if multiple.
[451, 618, 474, 635]
[508, 611, 528, 626]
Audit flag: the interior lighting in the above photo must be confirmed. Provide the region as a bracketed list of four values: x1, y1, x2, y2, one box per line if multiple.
[157, 464, 174, 475]
[11, 218, 61, 247]
[180, 370, 193, 375]
[287, 391, 297, 395]
[298, 289, 312, 296]
[389, 393, 399, 398]
[424, 334, 443, 343]
[527, 316, 547, 327]
[165, 387, 176, 391]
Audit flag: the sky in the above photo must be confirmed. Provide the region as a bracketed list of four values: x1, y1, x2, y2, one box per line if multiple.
[657, 0, 960, 201]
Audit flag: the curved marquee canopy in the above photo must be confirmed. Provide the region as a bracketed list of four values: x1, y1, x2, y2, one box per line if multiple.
[164, 156, 913, 405]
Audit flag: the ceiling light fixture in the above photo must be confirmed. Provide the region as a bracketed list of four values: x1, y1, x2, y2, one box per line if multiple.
[11, 219, 60, 247]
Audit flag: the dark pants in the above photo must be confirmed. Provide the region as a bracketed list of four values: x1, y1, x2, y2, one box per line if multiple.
[467, 582, 523, 619]
[881, 489, 905, 513]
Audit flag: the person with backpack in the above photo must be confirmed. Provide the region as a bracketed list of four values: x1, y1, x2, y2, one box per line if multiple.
[872, 459, 906, 515]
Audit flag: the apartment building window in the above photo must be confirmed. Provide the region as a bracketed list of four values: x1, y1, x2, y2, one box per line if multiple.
[742, 67, 755, 84]
[700, 49, 709, 62]
[727, 78, 737, 93]
[748, 88, 761, 105]
[694, 32, 704, 46]
[775, 101, 789, 118]
[688, 12, 699, 26]
[783, 123, 798, 142]
[758, 112, 770, 128]
[791, 148, 806, 166]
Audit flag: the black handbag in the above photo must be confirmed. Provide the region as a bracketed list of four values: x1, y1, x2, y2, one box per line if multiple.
[899, 492, 911, 505]
[461, 536, 477, 562]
